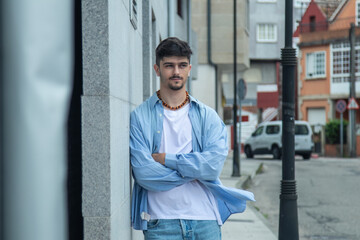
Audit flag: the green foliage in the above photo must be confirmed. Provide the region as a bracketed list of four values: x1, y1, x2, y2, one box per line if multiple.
[325, 119, 348, 144]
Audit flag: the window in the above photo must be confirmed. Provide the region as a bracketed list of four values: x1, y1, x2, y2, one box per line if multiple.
[310, 16, 316, 32]
[257, 24, 277, 42]
[266, 125, 280, 135]
[306, 51, 326, 79]
[177, 0, 183, 18]
[129, 0, 138, 29]
[253, 126, 264, 137]
[331, 42, 360, 83]
[295, 125, 309, 135]
[357, 0, 360, 26]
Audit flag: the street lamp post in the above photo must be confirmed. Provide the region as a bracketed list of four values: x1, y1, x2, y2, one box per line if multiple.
[349, 23, 357, 157]
[232, 0, 240, 177]
[278, 0, 299, 239]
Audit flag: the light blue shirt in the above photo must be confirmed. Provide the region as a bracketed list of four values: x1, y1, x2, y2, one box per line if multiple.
[130, 92, 255, 230]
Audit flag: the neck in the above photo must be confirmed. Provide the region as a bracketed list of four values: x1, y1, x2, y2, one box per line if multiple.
[159, 88, 187, 107]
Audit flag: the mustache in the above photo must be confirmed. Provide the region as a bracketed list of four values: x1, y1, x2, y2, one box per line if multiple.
[170, 75, 183, 80]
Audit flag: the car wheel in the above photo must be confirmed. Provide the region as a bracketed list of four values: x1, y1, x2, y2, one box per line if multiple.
[245, 146, 253, 159]
[272, 146, 281, 159]
[302, 153, 311, 160]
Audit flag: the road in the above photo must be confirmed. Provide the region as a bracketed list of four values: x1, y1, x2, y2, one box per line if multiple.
[246, 156, 360, 240]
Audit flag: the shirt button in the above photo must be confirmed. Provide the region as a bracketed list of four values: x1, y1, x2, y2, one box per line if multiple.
[159, 114, 162, 117]
[157, 131, 160, 134]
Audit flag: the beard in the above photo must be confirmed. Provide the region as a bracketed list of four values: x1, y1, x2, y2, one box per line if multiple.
[160, 74, 187, 91]
[169, 81, 185, 91]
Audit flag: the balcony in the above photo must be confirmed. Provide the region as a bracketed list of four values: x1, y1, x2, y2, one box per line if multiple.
[299, 21, 329, 34]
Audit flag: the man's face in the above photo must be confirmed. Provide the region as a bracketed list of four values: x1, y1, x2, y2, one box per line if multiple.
[154, 56, 191, 91]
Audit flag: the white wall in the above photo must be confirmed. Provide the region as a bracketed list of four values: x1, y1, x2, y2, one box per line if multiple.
[191, 64, 216, 110]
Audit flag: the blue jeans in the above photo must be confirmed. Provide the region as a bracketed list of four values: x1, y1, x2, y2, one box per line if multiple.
[143, 219, 221, 240]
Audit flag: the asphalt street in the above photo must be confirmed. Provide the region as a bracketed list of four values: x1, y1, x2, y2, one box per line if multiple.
[245, 156, 360, 240]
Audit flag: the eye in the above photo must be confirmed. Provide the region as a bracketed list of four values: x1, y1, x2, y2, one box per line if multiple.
[180, 64, 188, 68]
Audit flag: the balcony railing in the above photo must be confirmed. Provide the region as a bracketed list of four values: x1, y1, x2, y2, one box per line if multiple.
[299, 21, 329, 33]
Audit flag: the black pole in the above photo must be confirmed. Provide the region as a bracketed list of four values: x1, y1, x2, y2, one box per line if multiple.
[0, 0, 3, 237]
[279, 0, 299, 239]
[349, 23, 357, 157]
[232, 0, 240, 177]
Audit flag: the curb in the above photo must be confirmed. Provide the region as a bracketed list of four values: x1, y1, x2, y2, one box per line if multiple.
[238, 162, 264, 190]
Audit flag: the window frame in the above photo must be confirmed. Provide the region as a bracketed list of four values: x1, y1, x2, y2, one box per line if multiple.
[305, 51, 326, 79]
[253, 126, 264, 137]
[265, 125, 280, 135]
[256, 23, 278, 43]
[356, 0, 360, 26]
[295, 125, 309, 135]
[330, 41, 360, 83]
[129, 0, 138, 30]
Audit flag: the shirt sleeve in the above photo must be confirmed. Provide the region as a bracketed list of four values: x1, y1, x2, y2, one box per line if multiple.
[164, 108, 229, 181]
[130, 111, 192, 192]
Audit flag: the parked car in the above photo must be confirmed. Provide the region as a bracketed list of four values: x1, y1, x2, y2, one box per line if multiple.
[244, 120, 314, 160]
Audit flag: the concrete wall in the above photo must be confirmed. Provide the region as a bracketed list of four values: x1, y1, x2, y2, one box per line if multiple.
[191, 0, 249, 115]
[81, 0, 193, 239]
[192, 0, 249, 66]
[249, 0, 285, 60]
[82, 1, 142, 239]
[192, 64, 216, 109]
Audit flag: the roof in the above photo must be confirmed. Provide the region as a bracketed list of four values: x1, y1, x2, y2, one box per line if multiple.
[316, 0, 345, 19]
[293, 0, 328, 37]
[329, 0, 348, 22]
[294, 0, 345, 37]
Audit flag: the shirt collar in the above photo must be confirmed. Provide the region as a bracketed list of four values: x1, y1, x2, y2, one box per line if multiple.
[149, 92, 161, 109]
[149, 91, 199, 109]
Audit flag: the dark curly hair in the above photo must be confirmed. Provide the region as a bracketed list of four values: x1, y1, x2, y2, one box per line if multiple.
[155, 37, 192, 66]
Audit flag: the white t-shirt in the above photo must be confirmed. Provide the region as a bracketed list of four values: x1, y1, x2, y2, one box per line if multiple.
[148, 104, 220, 222]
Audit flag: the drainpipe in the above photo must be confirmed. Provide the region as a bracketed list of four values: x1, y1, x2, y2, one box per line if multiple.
[207, 0, 219, 112]
[168, 0, 175, 36]
[187, 0, 192, 94]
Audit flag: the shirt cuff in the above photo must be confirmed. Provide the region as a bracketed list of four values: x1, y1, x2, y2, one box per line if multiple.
[164, 153, 178, 170]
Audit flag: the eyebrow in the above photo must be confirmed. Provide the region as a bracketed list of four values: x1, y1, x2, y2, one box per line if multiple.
[163, 62, 189, 65]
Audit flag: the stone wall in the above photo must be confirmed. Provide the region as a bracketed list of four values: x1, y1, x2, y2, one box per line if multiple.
[81, 0, 192, 239]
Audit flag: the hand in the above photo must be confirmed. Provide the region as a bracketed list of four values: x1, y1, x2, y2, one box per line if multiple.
[152, 153, 166, 165]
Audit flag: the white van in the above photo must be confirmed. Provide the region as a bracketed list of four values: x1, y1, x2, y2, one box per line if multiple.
[244, 120, 314, 160]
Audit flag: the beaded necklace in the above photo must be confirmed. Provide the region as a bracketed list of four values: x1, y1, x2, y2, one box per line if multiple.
[156, 90, 189, 110]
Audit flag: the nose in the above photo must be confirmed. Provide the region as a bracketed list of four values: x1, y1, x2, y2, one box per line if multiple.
[174, 65, 180, 74]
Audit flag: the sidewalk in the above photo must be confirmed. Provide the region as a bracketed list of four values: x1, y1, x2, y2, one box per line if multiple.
[220, 152, 277, 240]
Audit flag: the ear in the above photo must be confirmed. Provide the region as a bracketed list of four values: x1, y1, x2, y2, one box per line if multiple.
[154, 64, 160, 76]
[188, 64, 192, 76]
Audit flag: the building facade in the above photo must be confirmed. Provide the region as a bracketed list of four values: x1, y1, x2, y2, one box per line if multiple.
[191, 0, 250, 119]
[298, 0, 360, 156]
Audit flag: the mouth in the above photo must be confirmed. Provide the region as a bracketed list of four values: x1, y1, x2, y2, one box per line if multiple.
[170, 76, 183, 81]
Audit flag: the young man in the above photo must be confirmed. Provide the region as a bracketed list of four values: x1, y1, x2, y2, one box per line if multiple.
[130, 37, 254, 239]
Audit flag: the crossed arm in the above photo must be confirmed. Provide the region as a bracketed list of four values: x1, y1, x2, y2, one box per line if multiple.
[130, 111, 228, 192]
[152, 153, 166, 165]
